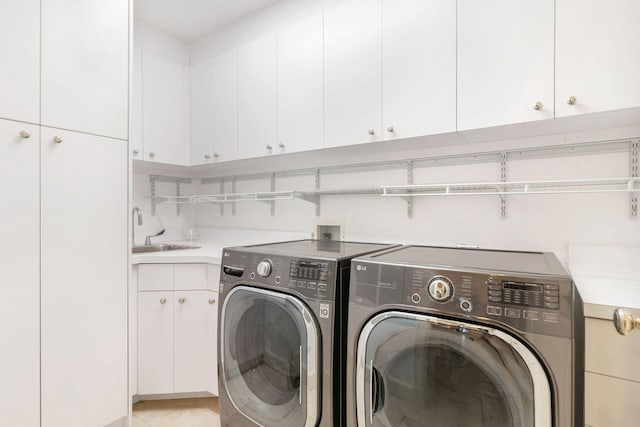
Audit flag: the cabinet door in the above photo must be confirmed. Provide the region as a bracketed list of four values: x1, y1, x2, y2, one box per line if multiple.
[41, 128, 127, 427]
[190, 59, 215, 165]
[556, 0, 640, 117]
[0, 119, 39, 427]
[277, 13, 324, 154]
[131, 46, 144, 160]
[383, 0, 456, 140]
[324, 0, 382, 148]
[212, 50, 239, 162]
[174, 264, 209, 291]
[457, 0, 554, 130]
[0, 0, 39, 124]
[138, 292, 174, 395]
[207, 291, 219, 396]
[138, 264, 174, 291]
[174, 291, 215, 393]
[143, 50, 188, 165]
[41, 0, 128, 139]
[238, 34, 277, 159]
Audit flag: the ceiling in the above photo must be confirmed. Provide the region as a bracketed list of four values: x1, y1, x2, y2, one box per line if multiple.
[134, 0, 283, 42]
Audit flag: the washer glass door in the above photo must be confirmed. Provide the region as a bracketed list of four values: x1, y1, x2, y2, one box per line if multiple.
[357, 312, 551, 427]
[221, 286, 319, 427]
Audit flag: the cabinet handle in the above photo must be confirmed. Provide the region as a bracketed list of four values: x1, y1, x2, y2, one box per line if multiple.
[368, 129, 375, 135]
[213, 152, 219, 158]
[53, 136, 63, 144]
[208, 298, 216, 305]
[204, 154, 211, 159]
[567, 96, 577, 105]
[386, 126, 394, 133]
[132, 149, 139, 155]
[19, 130, 31, 139]
[278, 142, 285, 149]
[266, 144, 273, 150]
[533, 102, 543, 111]
[149, 152, 155, 158]
[178, 297, 185, 304]
[613, 308, 640, 336]
[160, 298, 166, 305]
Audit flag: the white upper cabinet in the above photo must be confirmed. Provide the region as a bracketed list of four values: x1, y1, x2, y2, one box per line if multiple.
[143, 50, 189, 165]
[40, 128, 127, 427]
[277, 13, 324, 154]
[41, 0, 128, 139]
[238, 34, 277, 159]
[556, 0, 640, 117]
[0, 119, 40, 427]
[457, 0, 554, 130]
[131, 47, 144, 160]
[324, 0, 383, 148]
[0, 0, 39, 124]
[382, 0, 456, 140]
[212, 50, 239, 163]
[190, 59, 215, 165]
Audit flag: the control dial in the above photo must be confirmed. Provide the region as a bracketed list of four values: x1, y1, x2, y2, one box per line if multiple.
[256, 260, 272, 277]
[428, 276, 454, 303]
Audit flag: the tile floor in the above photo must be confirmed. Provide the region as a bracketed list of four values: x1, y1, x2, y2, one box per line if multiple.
[133, 397, 221, 427]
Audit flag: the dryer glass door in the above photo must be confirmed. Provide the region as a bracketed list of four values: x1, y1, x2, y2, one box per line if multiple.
[356, 312, 551, 427]
[221, 286, 319, 427]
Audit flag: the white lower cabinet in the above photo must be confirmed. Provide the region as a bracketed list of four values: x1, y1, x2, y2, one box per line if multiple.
[137, 264, 219, 397]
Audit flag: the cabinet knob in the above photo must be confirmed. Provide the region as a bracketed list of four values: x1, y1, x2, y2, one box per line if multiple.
[533, 102, 543, 111]
[149, 152, 155, 158]
[208, 298, 216, 305]
[613, 308, 640, 336]
[266, 144, 273, 150]
[204, 154, 211, 159]
[278, 142, 285, 149]
[387, 126, 394, 133]
[368, 129, 375, 135]
[160, 298, 166, 305]
[178, 297, 185, 304]
[567, 96, 577, 105]
[19, 130, 31, 139]
[53, 136, 63, 144]
[132, 149, 139, 155]
[213, 152, 219, 158]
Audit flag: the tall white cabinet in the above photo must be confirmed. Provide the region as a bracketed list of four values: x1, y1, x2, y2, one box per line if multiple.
[0, 1, 129, 426]
[556, 0, 640, 117]
[0, 119, 40, 427]
[457, 0, 554, 130]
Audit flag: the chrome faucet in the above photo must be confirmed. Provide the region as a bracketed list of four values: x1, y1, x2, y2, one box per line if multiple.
[145, 229, 165, 246]
[132, 207, 143, 247]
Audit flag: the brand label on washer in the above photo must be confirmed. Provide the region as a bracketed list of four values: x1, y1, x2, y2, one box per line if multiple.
[319, 303, 330, 319]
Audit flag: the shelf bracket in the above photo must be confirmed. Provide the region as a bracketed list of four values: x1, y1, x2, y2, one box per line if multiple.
[500, 152, 507, 219]
[220, 178, 225, 216]
[632, 140, 639, 219]
[149, 175, 192, 216]
[232, 177, 237, 216]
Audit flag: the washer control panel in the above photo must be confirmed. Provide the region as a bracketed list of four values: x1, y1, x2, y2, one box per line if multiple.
[487, 279, 560, 310]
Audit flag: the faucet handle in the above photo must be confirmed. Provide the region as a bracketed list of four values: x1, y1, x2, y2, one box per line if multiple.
[145, 229, 165, 246]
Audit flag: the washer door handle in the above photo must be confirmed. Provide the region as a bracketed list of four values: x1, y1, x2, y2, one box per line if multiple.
[370, 362, 385, 423]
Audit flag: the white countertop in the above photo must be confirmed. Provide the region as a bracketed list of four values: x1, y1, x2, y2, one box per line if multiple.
[132, 241, 226, 264]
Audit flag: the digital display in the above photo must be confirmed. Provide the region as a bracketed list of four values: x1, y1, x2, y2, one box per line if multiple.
[298, 262, 320, 269]
[503, 282, 543, 293]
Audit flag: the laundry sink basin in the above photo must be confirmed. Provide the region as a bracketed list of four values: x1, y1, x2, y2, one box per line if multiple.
[132, 243, 201, 254]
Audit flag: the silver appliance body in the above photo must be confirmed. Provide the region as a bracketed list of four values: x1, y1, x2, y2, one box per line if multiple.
[346, 245, 584, 427]
[218, 240, 399, 427]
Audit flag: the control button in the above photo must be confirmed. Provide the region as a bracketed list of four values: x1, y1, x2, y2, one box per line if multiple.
[523, 310, 540, 320]
[544, 284, 559, 291]
[544, 295, 560, 303]
[411, 293, 422, 304]
[289, 280, 297, 288]
[307, 282, 317, 290]
[488, 296, 502, 303]
[488, 290, 502, 297]
[544, 302, 560, 310]
[317, 283, 327, 291]
[544, 290, 559, 297]
[543, 312, 559, 323]
[257, 260, 272, 277]
[460, 300, 473, 312]
[275, 276, 281, 284]
[487, 306, 502, 316]
[250, 272, 256, 280]
[428, 276, 454, 303]
[505, 308, 521, 318]
[298, 281, 307, 289]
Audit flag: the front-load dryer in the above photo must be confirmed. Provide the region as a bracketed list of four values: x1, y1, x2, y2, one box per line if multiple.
[218, 240, 399, 427]
[346, 245, 584, 427]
